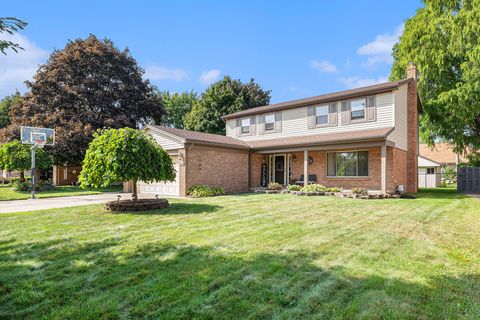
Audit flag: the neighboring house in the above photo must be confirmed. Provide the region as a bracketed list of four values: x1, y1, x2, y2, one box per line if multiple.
[418, 155, 441, 188]
[2, 170, 23, 179]
[418, 142, 468, 187]
[52, 164, 82, 186]
[419, 143, 466, 172]
[127, 65, 420, 196]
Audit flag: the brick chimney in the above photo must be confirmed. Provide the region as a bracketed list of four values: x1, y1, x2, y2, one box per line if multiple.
[406, 62, 417, 81]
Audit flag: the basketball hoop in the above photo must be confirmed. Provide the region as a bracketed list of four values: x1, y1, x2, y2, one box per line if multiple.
[20, 126, 55, 199]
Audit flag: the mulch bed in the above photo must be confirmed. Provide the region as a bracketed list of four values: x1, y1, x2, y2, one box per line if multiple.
[105, 199, 169, 212]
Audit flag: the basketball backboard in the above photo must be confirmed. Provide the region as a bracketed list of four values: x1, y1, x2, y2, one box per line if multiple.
[20, 126, 55, 146]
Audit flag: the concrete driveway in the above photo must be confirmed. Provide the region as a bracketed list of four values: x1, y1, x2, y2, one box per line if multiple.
[0, 193, 157, 214]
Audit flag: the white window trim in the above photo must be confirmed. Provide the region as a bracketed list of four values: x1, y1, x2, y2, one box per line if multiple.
[315, 105, 329, 127]
[350, 98, 367, 122]
[326, 150, 370, 178]
[240, 118, 250, 134]
[264, 113, 275, 132]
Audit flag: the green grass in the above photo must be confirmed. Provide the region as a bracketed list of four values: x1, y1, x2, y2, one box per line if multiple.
[1, 189, 479, 319]
[0, 185, 122, 201]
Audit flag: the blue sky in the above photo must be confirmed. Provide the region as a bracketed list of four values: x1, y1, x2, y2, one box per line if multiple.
[1, 1, 422, 102]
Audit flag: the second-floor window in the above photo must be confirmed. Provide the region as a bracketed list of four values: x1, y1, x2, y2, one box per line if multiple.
[350, 98, 366, 121]
[264, 114, 275, 131]
[315, 105, 329, 125]
[241, 118, 250, 134]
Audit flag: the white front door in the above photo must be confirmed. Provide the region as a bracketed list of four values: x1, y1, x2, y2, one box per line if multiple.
[138, 163, 180, 196]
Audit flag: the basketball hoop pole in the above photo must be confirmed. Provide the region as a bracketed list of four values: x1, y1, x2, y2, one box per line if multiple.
[20, 126, 55, 199]
[31, 145, 36, 199]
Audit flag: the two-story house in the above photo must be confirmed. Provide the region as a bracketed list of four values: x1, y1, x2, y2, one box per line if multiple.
[127, 65, 420, 197]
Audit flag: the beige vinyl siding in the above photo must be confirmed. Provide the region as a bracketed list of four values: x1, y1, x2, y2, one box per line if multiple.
[145, 128, 185, 150]
[387, 83, 408, 151]
[226, 92, 395, 141]
[226, 120, 236, 137]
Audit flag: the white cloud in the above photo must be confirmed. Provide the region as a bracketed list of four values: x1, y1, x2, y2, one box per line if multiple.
[357, 24, 404, 68]
[144, 65, 189, 82]
[338, 75, 389, 89]
[310, 60, 337, 73]
[199, 69, 221, 85]
[0, 33, 49, 97]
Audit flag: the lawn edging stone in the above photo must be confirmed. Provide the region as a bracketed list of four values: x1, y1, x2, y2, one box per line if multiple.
[105, 199, 169, 212]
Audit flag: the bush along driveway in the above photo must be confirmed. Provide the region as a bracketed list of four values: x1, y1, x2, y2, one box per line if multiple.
[0, 188, 479, 319]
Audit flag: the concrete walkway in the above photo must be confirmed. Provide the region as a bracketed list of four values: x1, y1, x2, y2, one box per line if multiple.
[467, 194, 480, 201]
[0, 193, 157, 214]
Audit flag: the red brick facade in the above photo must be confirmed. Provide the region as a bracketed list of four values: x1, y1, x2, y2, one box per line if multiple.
[248, 146, 411, 193]
[406, 81, 419, 193]
[290, 147, 382, 190]
[185, 144, 249, 195]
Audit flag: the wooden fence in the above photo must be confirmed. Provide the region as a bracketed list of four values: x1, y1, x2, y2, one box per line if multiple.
[457, 167, 480, 194]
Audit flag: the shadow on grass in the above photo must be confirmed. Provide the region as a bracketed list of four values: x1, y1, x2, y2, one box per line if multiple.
[1, 239, 479, 319]
[416, 187, 469, 200]
[114, 202, 222, 215]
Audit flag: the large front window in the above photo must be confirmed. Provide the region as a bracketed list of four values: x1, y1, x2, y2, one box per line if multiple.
[327, 151, 369, 177]
[241, 118, 250, 134]
[315, 105, 329, 125]
[265, 114, 275, 131]
[350, 98, 366, 120]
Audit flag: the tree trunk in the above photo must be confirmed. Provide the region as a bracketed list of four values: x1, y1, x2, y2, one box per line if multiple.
[19, 171, 25, 182]
[132, 179, 138, 202]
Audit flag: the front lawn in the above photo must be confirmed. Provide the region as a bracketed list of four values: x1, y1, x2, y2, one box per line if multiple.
[0, 185, 122, 201]
[1, 189, 479, 319]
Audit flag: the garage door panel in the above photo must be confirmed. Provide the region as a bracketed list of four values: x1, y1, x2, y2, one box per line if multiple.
[138, 164, 180, 196]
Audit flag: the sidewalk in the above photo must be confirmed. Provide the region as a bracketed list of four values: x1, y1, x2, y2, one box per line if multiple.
[0, 193, 156, 213]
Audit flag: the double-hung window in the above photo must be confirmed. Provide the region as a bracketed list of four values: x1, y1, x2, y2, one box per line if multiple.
[315, 105, 329, 125]
[264, 114, 275, 131]
[327, 151, 369, 177]
[241, 118, 250, 134]
[350, 98, 366, 121]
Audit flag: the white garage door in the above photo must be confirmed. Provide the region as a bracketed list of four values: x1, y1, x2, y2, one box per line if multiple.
[138, 164, 180, 196]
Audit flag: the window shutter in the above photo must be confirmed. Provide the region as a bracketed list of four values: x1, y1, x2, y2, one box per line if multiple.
[258, 115, 265, 135]
[340, 101, 351, 125]
[250, 116, 256, 135]
[274, 112, 282, 132]
[366, 95, 376, 122]
[235, 119, 241, 137]
[307, 106, 316, 129]
[328, 102, 338, 126]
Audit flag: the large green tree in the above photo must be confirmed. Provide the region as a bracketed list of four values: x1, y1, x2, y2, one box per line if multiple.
[0, 17, 27, 54]
[0, 35, 164, 165]
[0, 93, 20, 129]
[79, 128, 175, 200]
[184, 76, 271, 135]
[0, 140, 51, 181]
[390, 0, 480, 155]
[159, 90, 198, 129]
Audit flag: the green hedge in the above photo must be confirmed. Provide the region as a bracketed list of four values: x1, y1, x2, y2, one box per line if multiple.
[187, 185, 225, 198]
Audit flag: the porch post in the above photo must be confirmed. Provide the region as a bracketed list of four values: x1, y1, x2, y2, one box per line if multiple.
[381, 144, 387, 194]
[304, 150, 308, 187]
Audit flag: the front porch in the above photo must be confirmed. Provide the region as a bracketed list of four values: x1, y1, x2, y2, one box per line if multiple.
[250, 143, 405, 194]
